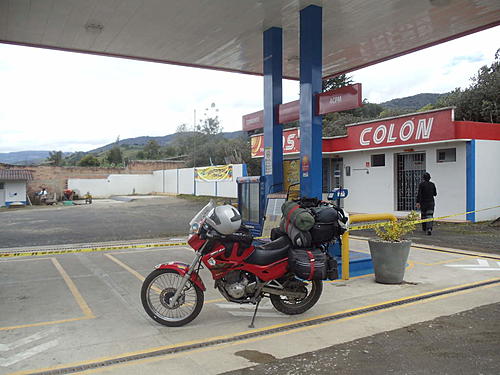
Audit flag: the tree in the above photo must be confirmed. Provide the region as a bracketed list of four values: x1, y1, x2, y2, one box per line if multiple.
[197, 103, 222, 135]
[47, 151, 64, 166]
[106, 146, 123, 165]
[435, 49, 499, 122]
[322, 74, 353, 92]
[174, 103, 223, 167]
[78, 154, 100, 167]
[143, 140, 161, 159]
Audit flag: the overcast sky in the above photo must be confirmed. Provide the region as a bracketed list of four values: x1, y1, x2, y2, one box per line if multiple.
[0, 26, 498, 154]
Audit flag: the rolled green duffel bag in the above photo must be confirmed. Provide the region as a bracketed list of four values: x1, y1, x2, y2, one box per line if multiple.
[281, 201, 315, 231]
[280, 217, 312, 248]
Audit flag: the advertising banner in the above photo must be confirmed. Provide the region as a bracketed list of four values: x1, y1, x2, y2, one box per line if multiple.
[251, 128, 300, 158]
[195, 165, 233, 182]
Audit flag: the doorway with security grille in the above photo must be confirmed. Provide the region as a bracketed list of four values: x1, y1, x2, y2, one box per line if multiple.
[396, 153, 426, 211]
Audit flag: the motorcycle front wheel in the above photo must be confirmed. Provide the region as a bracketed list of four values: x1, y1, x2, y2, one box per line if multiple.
[141, 269, 204, 327]
[270, 279, 322, 315]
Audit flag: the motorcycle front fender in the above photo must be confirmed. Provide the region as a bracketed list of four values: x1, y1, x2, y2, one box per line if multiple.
[155, 262, 206, 291]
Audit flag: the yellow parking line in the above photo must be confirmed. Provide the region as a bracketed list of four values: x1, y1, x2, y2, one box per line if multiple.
[0, 257, 94, 331]
[51, 258, 94, 318]
[10, 277, 500, 375]
[108, 246, 192, 255]
[104, 254, 225, 304]
[414, 256, 471, 266]
[0, 257, 53, 263]
[0, 317, 93, 332]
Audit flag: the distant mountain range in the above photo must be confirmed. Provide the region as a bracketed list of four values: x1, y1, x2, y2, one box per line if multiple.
[0, 131, 245, 165]
[380, 93, 446, 110]
[1, 92, 448, 165]
[87, 130, 245, 154]
[0, 151, 51, 165]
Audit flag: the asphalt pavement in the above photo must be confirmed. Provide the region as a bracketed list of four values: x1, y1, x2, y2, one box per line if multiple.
[0, 196, 207, 248]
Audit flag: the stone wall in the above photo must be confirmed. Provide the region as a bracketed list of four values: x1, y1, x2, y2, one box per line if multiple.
[0, 160, 186, 200]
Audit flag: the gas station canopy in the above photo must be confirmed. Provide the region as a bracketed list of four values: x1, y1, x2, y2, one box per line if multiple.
[0, 0, 499, 79]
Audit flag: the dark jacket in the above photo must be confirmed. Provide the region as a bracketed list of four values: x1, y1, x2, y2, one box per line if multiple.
[416, 181, 437, 205]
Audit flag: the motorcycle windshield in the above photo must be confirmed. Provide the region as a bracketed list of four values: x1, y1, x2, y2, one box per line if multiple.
[189, 199, 216, 233]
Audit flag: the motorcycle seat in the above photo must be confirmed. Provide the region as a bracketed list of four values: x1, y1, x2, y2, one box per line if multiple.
[245, 235, 291, 266]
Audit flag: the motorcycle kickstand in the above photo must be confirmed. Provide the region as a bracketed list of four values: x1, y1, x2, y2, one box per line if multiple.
[248, 296, 262, 329]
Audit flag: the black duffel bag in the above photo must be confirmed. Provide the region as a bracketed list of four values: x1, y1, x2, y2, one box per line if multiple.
[309, 206, 340, 244]
[288, 247, 327, 280]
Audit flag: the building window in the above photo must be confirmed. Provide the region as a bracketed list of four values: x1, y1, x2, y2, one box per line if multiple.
[437, 148, 456, 163]
[371, 154, 385, 167]
[0, 182, 4, 189]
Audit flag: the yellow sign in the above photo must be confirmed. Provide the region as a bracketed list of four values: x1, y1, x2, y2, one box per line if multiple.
[283, 159, 300, 199]
[195, 165, 233, 182]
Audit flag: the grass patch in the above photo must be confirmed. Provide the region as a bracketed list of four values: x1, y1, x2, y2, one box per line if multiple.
[177, 194, 237, 206]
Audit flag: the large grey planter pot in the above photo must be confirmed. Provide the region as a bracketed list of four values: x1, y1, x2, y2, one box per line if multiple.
[368, 240, 411, 284]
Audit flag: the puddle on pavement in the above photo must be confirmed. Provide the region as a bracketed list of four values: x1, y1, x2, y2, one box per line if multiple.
[235, 350, 277, 364]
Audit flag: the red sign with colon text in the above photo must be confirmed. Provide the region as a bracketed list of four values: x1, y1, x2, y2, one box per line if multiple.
[323, 108, 456, 152]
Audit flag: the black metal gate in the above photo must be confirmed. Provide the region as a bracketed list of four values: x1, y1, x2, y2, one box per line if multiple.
[396, 153, 426, 211]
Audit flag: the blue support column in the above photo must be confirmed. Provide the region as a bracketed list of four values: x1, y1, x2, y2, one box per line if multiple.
[466, 140, 476, 222]
[299, 5, 323, 200]
[263, 27, 283, 195]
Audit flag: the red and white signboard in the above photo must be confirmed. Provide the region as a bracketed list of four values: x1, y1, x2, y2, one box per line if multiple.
[324, 108, 456, 152]
[243, 84, 363, 131]
[251, 128, 300, 158]
[317, 83, 362, 115]
[278, 100, 300, 124]
[242, 110, 264, 132]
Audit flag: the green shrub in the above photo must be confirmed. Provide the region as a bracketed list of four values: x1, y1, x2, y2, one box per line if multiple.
[374, 211, 419, 242]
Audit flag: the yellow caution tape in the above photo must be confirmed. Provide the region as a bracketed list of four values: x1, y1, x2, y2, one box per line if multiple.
[0, 242, 188, 258]
[2, 205, 498, 258]
[349, 204, 500, 231]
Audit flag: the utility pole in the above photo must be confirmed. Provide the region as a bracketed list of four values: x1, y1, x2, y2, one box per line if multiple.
[193, 109, 196, 168]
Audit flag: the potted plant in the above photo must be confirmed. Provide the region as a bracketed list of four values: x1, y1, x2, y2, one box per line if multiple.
[368, 211, 419, 284]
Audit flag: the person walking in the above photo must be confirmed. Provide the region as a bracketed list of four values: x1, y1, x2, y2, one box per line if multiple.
[416, 172, 437, 235]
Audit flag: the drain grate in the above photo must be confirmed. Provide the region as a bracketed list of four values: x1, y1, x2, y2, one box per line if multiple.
[27, 278, 500, 375]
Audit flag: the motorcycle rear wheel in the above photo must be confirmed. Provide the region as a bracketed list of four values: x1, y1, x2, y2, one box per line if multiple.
[141, 269, 204, 327]
[270, 279, 322, 315]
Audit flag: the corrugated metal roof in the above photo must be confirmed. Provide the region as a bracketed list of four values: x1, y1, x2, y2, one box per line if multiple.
[0, 170, 33, 181]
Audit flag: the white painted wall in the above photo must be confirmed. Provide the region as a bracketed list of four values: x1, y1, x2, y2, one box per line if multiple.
[341, 150, 395, 214]
[215, 164, 243, 198]
[69, 179, 109, 198]
[340, 141, 467, 220]
[178, 168, 195, 195]
[3, 181, 27, 205]
[475, 140, 500, 221]
[0, 186, 5, 206]
[69, 164, 245, 199]
[69, 174, 155, 198]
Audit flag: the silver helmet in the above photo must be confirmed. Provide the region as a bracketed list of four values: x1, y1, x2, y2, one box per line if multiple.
[205, 205, 242, 235]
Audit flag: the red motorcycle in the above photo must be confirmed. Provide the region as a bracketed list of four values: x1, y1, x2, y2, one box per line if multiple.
[141, 200, 343, 327]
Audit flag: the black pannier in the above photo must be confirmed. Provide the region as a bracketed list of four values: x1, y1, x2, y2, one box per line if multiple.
[288, 248, 327, 280]
[326, 255, 339, 280]
[309, 206, 341, 244]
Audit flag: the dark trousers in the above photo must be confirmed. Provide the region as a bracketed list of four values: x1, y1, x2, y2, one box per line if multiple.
[420, 202, 435, 231]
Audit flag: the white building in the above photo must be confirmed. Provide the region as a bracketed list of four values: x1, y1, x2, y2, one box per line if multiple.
[0, 169, 33, 207]
[251, 108, 500, 222]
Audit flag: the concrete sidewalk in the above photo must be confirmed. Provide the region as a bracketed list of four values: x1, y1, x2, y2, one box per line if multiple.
[224, 302, 500, 375]
[1, 238, 499, 375]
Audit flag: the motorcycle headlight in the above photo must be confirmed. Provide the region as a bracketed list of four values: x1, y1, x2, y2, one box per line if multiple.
[190, 222, 200, 234]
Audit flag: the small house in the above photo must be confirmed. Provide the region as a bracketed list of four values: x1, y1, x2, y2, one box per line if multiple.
[0, 169, 33, 207]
